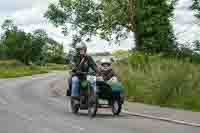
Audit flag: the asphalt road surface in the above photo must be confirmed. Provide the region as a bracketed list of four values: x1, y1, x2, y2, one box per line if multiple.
[0, 72, 200, 133]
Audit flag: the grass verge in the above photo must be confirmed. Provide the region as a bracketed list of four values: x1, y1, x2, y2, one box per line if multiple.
[0, 60, 69, 78]
[113, 52, 200, 112]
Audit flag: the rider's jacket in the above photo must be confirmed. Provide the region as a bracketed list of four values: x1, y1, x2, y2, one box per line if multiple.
[72, 54, 98, 74]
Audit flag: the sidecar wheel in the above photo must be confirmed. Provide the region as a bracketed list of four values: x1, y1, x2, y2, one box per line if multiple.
[112, 100, 122, 116]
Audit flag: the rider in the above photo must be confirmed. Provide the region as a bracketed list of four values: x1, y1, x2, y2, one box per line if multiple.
[99, 58, 117, 82]
[70, 42, 98, 100]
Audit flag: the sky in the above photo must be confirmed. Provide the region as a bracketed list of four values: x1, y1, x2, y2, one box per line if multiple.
[0, 0, 199, 53]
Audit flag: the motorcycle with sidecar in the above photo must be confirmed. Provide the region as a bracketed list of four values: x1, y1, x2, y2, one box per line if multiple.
[67, 71, 124, 117]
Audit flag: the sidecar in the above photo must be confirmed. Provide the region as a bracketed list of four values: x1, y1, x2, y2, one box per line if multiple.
[96, 80, 124, 115]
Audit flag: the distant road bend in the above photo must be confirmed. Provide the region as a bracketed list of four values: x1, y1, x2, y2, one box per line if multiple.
[0, 72, 199, 133]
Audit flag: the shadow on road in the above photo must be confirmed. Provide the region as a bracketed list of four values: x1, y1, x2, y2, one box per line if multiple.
[76, 111, 130, 119]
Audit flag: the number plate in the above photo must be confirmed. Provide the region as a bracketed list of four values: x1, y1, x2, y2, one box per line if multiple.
[87, 75, 96, 81]
[99, 100, 108, 105]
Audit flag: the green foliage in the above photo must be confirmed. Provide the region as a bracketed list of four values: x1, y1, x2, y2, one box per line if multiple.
[193, 40, 200, 51]
[114, 52, 200, 111]
[0, 42, 7, 59]
[134, 0, 177, 52]
[44, 0, 133, 44]
[128, 51, 150, 71]
[155, 64, 193, 104]
[2, 30, 32, 64]
[31, 29, 48, 61]
[191, 0, 200, 19]
[0, 19, 66, 65]
[112, 50, 130, 57]
[41, 38, 65, 64]
[1, 19, 18, 32]
[45, 0, 177, 53]
[45, 0, 103, 42]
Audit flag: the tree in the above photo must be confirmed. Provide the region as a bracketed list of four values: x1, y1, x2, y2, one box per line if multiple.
[193, 40, 200, 51]
[71, 34, 82, 48]
[1, 19, 18, 32]
[0, 19, 65, 65]
[41, 37, 65, 64]
[0, 42, 7, 59]
[191, 0, 200, 20]
[1, 19, 48, 64]
[45, 0, 177, 53]
[1, 29, 32, 64]
[1, 19, 29, 61]
[45, 0, 130, 43]
[30, 29, 48, 63]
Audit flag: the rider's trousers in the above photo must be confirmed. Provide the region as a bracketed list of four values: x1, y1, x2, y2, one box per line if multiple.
[71, 76, 96, 97]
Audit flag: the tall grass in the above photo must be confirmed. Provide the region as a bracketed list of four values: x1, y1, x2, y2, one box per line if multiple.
[113, 52, 200, 111]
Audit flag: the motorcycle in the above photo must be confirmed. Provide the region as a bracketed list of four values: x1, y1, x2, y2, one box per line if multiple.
[67, 71, 124, 117]
[68, 71, 98, 117]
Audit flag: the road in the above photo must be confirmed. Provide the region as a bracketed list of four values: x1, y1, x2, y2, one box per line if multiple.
[0, 72, 200, 133]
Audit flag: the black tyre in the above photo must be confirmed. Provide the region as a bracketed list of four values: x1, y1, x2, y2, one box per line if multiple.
[112, 99, 122, 116]
[70, 98, 79, 114]
[88, 86, 98, 118]
[88, 96, 98, 118]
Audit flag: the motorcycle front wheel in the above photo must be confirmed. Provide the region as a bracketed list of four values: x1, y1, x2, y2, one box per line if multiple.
[88, 85, 98, 118]
[88, 96, 98, 118]
[70, 98, 79, 114]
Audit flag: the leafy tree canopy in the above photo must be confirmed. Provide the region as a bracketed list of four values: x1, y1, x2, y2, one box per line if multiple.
[45, 0, 177, 53]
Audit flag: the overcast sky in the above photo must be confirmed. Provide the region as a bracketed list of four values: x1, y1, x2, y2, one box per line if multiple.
[0, 0, 199, 53]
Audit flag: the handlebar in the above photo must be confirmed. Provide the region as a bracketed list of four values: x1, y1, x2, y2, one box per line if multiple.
[72, 70, 96, 76]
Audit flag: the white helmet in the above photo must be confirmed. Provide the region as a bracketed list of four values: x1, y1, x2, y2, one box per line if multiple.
[100, 58, 112, 71]
[76, 42, 87, 50]
[100, 58, 112, 65]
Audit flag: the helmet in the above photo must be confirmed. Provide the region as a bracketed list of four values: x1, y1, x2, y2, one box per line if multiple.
[100, 58, 112, 71]
[75, 42, 87, 55]
[76, 42, 87, 50]
[100, 58, 112, 65]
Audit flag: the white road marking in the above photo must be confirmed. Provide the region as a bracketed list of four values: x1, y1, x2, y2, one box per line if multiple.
[123, 110, 200, 127]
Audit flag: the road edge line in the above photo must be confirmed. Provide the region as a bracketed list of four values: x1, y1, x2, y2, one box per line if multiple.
[123, 110, 200, 127]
